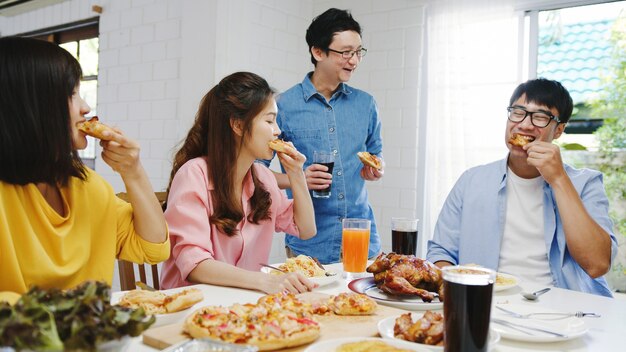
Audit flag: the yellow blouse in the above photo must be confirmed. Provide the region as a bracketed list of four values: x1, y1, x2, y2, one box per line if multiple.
[0, 168, 169, 299]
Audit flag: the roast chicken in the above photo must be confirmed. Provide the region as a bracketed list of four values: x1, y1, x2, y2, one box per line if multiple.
[394, 311, 444, 346]
[366, 252, 444, 302]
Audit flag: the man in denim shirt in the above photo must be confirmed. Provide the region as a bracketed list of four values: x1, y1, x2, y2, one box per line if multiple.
[427, 79, 617, 296]
[264, 8, 384, 264]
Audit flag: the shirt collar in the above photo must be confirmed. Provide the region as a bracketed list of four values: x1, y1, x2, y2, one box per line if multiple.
[301, 72, 351, 102]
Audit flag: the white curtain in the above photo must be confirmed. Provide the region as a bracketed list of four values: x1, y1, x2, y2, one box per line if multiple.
[420, 0, 523, 249]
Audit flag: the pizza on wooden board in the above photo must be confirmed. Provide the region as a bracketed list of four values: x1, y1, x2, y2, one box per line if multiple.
[184, 292, 320, 351]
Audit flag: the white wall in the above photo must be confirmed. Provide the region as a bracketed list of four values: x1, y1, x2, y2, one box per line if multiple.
[0, 0, 428, 266]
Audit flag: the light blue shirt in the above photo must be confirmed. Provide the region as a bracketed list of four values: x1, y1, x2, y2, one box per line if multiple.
[427, 157, 617, 297]
[265, 73, 383, 264]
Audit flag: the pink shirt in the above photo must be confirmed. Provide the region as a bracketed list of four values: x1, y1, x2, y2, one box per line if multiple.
[160, 158, 299, 289]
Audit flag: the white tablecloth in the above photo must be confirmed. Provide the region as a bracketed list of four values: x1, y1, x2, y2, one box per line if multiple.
[121, 263, 625, 351]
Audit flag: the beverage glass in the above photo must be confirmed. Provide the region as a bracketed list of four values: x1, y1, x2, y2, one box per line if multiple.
[442, 266, 495, 352]
[341, 218, 370, 280]
[391, 218, 419, 255]
[312, 151, 334, 198]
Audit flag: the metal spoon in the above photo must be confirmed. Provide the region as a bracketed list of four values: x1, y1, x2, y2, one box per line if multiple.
[521, 287, 551, 300]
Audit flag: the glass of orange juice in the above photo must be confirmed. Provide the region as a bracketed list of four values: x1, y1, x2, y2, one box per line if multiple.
[342, 218, 371, 280]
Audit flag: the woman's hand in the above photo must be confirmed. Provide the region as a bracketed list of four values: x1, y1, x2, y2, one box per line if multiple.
[99, 128, 142, 179]
[260, 272, 318, 294]
[275, 142, 306, 176]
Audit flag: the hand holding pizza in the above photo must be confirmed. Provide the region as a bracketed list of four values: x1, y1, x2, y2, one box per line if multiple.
[358, 152, 384, 181]
[523, 141, 567, 185]
[99, 128, 143, 179]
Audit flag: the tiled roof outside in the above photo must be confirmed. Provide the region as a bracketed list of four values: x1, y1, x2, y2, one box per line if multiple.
[537, 19, 614, 105]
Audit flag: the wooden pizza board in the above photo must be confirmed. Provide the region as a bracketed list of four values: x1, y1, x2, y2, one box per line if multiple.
[142, 291, 411, 351]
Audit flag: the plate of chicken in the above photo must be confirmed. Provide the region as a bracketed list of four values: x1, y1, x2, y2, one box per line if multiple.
[348, 253, 444, 311]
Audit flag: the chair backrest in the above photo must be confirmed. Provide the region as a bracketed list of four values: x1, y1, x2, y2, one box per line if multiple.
[115, 191, 168, 291]
[118, 260, 160, 291]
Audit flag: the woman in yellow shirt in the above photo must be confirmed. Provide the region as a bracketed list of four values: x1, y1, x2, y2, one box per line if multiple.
[0, 37, 169, 302]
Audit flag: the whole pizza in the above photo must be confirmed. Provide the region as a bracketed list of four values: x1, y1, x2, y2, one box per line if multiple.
[184, 292, 320, 351]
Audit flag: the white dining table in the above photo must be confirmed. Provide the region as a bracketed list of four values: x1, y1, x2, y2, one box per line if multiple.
[122, 263, 625, 351]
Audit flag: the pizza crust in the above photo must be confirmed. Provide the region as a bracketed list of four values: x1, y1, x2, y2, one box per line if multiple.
[118, 288, 203, 315]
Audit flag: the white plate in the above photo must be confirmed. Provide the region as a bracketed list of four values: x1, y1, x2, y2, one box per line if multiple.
[494, 272, 520, 292]
[261, 263, 340, 287]
[111, 287, 200, 327]
[377, 314, 500, 351]
[303, 337, 430, 352]
[348, 277, 443, 311]
[491, 303, 588, 342]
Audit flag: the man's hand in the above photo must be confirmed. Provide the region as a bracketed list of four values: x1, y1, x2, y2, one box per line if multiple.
[360, 159, 384, 181]
[304, 163, 333, 190]
[524, 141, 566, 185]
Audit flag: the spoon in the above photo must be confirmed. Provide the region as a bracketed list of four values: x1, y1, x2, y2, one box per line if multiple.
[521, 287, 551, 300]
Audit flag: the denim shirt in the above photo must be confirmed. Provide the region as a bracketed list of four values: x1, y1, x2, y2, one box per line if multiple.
[266, 73, 383, 263]
[427, 157, 617, 297]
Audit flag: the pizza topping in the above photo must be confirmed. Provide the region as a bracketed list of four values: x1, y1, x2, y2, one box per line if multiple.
[328, 292, 378, 316]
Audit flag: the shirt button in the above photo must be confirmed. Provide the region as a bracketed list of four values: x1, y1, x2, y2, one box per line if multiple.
[338, 193, 344, 199]
[327, 107, 332, 111]
[337, 171, 342, 176]
[329, 127, 335, 132]
[333, 149, 338, 154]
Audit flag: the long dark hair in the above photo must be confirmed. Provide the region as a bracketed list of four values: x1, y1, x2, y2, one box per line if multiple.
[168, 72, 274, 236]
[0, 37, 86, 186]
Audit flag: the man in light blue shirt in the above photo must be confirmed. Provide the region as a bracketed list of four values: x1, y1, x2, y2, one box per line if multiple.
[264, 8, 384, 264]
[427, 79, 617, 297]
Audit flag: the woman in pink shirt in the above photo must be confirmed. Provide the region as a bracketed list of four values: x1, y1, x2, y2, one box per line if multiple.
[160, 72, 317, 294]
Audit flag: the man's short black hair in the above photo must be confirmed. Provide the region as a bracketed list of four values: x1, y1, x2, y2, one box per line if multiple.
[305, 8, 362, 66]
[509, 78, 574, 124]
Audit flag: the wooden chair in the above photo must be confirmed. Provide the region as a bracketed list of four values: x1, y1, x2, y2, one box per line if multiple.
[118, 260, 161, 291]
[115, 191, 168, 291]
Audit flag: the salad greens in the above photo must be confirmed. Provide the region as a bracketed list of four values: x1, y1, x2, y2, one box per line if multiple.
[0, 281, 155, 351]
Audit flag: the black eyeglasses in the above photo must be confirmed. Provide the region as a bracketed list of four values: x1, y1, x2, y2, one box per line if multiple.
[327, 47, 368, 60]
[506, 106, 560, 128]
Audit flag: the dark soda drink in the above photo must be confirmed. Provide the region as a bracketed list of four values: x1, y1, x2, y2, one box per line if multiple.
[443, 267, 494, 352]
[312, 161, 334, 198]
[391, 230, 418, 255]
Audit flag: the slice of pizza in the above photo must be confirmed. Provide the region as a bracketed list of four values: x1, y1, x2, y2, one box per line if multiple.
[77, 116, 115, 140]
[509, 133, 535, 147]
[357, 151, 382, 170]
[268, 139, 292, 153]
[328, 292, 378, 315]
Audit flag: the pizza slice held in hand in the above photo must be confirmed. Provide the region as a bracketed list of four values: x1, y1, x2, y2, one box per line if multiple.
[77, 116, 115, 140]
[357, 151, 382, 170]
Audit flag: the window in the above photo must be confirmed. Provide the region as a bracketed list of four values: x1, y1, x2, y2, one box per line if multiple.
[528, 2, 626, 148]
[25, 18, 99, 165]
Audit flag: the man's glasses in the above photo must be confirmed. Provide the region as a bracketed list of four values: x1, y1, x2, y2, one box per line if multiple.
[506, 106, 560, 128]
[327, 47, 368, 60]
